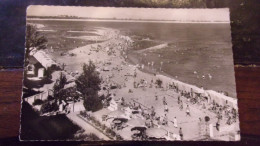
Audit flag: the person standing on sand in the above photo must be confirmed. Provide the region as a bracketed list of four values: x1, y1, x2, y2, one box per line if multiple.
[174, 117, 178, 128]
[179, 127, 183, 140]
[186, 105, 191, 116]
[179, 100, 183, 111]
[163, 114, 168, 126]
[164, 102, 169, 112]
[216, 118, 220, 131]
[163, 96, 167, 105]
[151, 106, 155, 117]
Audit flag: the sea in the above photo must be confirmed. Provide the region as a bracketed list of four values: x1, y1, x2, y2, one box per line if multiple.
[27, 19, 236, 98]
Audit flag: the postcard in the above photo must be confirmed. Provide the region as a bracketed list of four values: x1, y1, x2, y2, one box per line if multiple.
[20, 5, 240, 141]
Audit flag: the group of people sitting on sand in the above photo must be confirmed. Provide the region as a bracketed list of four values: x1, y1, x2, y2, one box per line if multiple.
[174, 84, 238, 128]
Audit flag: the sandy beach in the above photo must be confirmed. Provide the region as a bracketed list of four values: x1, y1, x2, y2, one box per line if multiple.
[45, 27, 239, 140]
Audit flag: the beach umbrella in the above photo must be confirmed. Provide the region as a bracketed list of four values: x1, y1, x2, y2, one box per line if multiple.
[113, 118, 128, 124]
[145, 128, 167, 138]
[131, 126, 147, 139]
[131, 126, 147, 132]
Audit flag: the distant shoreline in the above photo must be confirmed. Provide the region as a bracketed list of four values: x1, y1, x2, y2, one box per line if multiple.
[27, 18, 230, 24]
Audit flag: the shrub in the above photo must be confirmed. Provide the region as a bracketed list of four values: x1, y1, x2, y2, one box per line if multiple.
[76, 61, 103, 112]
[47, 95, 54, 100]
[110, 130, 116, 137]
[83, 93, 103, 112]
[33, 99, 44, 106]
[74, 133, 88, 140]
[88, 133, 100, 140]
[116, 134, 123, 140]
[101, 124, 106, 131]
[95, 120, 101, 127]
[105, 128, 113, 134]
[89, 116, 96, 122]
[40, 102, 58, 114]
[74, 132, 100, 141]
[80, 111, 87, 118]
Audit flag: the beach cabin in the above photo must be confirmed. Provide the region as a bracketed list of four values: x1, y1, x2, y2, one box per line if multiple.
[124, 107, 132, 119]
[26, 50, 60, 79]
[108, 99, 118, 111]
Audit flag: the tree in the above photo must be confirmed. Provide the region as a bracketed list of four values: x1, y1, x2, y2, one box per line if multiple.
[40, 102, 59, 114]
[25, 24, 48, 64]
[53, 72, 67, 102]
[83, 88, 103, 112]
[76, 61, 103, 112]
[76, 61, 101, 95]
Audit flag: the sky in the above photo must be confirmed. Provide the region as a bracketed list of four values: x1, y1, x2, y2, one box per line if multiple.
[27, 5, 230, 22]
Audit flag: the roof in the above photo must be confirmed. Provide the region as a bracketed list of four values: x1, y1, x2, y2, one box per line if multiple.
[33, 50, 58, 69]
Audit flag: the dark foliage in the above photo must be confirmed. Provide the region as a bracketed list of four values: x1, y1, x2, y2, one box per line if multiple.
[53, 72, 67, 102]
[40, 102, 58, 114]
[87, 133, 100, 140]
[76, 61, 103, 112]
[21, 101, 80, 140]
[24, 24, 48, 65]
[76, 61, 101, 95]
[32, 99, 44, 106]
[82, 89, 103, 112]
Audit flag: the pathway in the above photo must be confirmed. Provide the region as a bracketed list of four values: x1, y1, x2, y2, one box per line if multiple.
[67, 112, 111, 140]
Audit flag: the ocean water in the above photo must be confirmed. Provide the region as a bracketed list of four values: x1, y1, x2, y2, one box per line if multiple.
[28, 20, 236, 98]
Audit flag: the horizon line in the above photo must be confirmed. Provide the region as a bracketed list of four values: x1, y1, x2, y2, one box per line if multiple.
[27, 18, 230, 24]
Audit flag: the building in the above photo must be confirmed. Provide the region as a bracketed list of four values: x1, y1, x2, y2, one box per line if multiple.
[26, 50, 60, 79]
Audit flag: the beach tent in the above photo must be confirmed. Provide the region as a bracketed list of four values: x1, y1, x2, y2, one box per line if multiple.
[124, 107, 132, 119]
[108, 99, 118, 111]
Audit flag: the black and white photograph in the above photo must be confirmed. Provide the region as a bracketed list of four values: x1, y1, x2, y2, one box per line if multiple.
[20, 5, 240, 141]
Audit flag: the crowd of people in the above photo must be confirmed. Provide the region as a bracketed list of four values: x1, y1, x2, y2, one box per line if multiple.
[76, 28, 239, 140]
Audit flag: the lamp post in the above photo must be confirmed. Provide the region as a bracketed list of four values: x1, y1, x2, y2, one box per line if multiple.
[204, 116, 210, 138]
